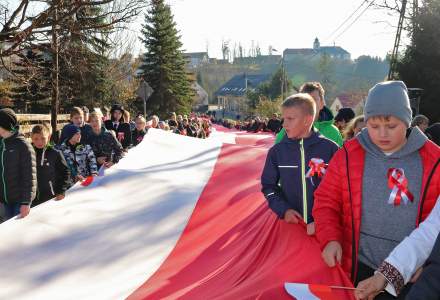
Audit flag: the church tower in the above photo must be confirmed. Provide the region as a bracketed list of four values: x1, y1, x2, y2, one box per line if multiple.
[313, 37, 320, 50]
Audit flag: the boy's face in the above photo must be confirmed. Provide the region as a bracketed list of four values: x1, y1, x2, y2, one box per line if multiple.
[367, 116, 407, 153]
[418, 121, 429, 133]
[32, 133, 49, 149]
[69, 132, 81, 145]
[89, 117, 101, 131]
[282, 106, 314, 139]
[135, 119, 146, 131]
[71, 114, 83, 126]
[0, 127, 11, 138]
[113, 110, 122, 121]
[335, 120, 346, 131]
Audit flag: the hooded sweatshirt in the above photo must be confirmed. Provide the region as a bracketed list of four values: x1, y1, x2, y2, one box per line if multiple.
[357, 126, 427, 269]
[275, 107, 343, 146]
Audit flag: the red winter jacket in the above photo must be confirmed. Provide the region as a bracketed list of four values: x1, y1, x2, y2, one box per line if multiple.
[312, 138, 440, 282]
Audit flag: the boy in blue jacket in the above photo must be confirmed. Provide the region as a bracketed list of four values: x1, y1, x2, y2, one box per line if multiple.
[261, 93, 338, 235]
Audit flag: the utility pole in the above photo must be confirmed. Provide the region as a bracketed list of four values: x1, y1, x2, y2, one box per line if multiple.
[388, 0, 408, 80]
[51, 1, 59, 136]
[280, 58, 284, 100]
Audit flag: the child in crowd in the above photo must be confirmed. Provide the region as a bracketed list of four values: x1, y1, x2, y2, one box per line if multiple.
[313, 81, 440, 299]
[334, 107, 356, 133]
[88, 112, 123, 169]
[31, 124, 70, 207]
[104, 104, 132, 150]
[132, 115, 148, 147]
[168, 112, 178, 128]
[276, 82, 343, 146]
[0, 108, 36, 219]
[343, 115, 365, 141]
[411, 114, 429, 133]
[149, 115, 160, 129]
[58, 124, 98, 183]
[123, 110, 136, 131]
[261, 94, 339, 235]
[59, 106, 93, 144]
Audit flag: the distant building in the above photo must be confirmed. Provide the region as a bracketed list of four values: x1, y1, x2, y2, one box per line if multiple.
[283, 38, 351, 61]
[183, 52, 209, 68]
[214, 73, 271, 114]
[330, 92, 367, 115]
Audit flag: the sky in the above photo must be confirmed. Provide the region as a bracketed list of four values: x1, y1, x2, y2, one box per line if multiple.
[131, 0, 402, 60]
[5, 0, 404, 60]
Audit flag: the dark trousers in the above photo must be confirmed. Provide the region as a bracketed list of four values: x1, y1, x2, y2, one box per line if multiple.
[355, 261, 412, 299]
[3, 202, 21, 220]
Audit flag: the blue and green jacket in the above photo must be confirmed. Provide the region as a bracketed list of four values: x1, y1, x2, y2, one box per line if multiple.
[261, 129, 338, 223]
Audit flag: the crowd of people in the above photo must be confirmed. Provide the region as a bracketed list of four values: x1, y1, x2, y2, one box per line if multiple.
[0, 105, 212, 222]
[261, 80, 440, 300]
[0, 78, 439, 300]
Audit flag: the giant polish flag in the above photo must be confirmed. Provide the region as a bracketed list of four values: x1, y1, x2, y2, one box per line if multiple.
[0, 126, 354, 300]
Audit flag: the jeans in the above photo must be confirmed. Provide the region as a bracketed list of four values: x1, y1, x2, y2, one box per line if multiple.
[3, 202, 21, 220]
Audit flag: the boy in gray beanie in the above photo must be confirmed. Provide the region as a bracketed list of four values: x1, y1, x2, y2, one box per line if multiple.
[312, 81, 440, 299]
[364, 81, 412, 127]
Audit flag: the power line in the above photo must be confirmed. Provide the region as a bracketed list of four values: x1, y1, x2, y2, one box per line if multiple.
[324, 0, 370, 43]
[333, 0, 376, 42]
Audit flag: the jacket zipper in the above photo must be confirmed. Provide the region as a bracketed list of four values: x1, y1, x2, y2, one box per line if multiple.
[299, 139, 307, 223]
[49, 181, 55, 196]
[417, 159, 439, 225]
[41, 147, 46, 167]
[344, 146, 358, 282]
[1, 139, 7, 204]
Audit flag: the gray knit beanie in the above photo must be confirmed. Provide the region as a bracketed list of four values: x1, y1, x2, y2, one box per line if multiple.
[364, 81, 412, 127]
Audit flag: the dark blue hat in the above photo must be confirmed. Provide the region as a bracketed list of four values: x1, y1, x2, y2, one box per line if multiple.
[64, 124, 81, 141]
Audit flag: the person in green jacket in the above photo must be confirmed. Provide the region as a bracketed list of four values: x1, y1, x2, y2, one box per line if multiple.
[275, 82, 343, 147]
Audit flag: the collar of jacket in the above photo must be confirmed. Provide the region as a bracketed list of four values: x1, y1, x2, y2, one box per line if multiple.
[91, 126, 107, 136]
[316, 106, 335, 124]
[280, 128, 322, 147]
[2, 131, 20, 141]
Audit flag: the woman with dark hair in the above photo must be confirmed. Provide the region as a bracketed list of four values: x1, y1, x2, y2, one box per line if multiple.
[104, 104, 132, 150]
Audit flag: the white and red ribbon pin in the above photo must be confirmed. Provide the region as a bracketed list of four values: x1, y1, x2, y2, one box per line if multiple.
[305, 158, 327, 178]
[387, 168, 414, 206]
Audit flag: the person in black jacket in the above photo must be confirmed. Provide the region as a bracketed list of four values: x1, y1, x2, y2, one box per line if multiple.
[31, 124, 71, 207]
[0, 108, 36, 219]
[267, 113, 282, 133]
[104, 104, 132, 150]
[132, 115, 147, 147]
[88, 112, 123, 168]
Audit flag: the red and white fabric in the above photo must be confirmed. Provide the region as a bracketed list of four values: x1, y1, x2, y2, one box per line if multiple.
[0, 126, 353, 300]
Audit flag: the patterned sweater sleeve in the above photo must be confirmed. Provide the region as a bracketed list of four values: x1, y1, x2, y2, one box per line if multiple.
[86, 145, 98, 175]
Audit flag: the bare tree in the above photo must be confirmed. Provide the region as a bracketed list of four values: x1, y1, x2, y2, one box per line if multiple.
[1, 0, 145, 133]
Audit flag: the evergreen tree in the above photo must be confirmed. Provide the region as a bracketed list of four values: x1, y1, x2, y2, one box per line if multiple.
[139, 0, 193, 117]
[10, 48, 52, 112]
[56, 3, 113, 110]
